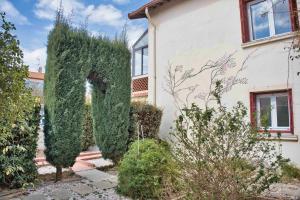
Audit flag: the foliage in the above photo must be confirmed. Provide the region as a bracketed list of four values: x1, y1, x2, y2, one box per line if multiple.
[44, 12, 131, 179]
[281, 163, 300, 181]
[0, 103, 41, 188]
[0, 12, 32, 136]
[171, 83, 286, 199]
[118, 139, 179, 199]
[0, 12, 40, 188]
[128, 102, 162, 144]
[81, 104, 95, 151]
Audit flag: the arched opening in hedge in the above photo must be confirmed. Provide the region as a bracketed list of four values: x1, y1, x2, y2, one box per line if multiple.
[44, 16, 131, 180]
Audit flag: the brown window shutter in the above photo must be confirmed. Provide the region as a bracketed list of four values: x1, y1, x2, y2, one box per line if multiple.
[249, 92, 256, 127]
[288, 89, 294, 134]
[289, 0, 299, 31]
[239, 0, 250, 43]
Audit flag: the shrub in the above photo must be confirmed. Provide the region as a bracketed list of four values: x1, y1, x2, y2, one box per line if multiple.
[128, 102, 162, 143]
[172, 101, 286, 199]
[0, 12, 40, 188]
[81, 104, 95, 151]
[0, 102, 41, 188]
[118, 139, 179, 199]
[281, 163, 300, 181]
[171, 83, 286, 199]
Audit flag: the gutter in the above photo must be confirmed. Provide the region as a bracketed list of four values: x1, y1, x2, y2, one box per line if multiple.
[145, 7, 157, 106]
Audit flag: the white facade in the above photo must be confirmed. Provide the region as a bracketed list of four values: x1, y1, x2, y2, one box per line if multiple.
[144, 0, 300, 165]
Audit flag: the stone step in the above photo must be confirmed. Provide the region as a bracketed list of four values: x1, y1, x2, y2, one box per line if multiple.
[35, 151, 102, 167]
[76, 154, 101, 161]
[79, 151, 101, 157]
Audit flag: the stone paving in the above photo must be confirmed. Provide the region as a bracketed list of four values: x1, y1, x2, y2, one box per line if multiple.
[18, 178, 129, 200]
[262, 183, 300, 200]
[17, 157, 128, 200]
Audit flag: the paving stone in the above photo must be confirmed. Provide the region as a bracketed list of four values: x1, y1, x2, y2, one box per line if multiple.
[86, 158, 113, 168]
[93, 180, 117, 190]
[70, 183, 95, 196]
[76, 169, 114, 182]
[50, 189, 71, 200]
[21, 193, 47, 200]
[263, 183, 300, 199]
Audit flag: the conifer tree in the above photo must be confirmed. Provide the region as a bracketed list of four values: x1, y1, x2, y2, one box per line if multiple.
[44, 13, 131, 180]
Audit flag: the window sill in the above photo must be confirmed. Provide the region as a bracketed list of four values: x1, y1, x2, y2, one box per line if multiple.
[258, 133, 298, 142]
[132, 74, 148, 80]
[241, 32, 297, 49]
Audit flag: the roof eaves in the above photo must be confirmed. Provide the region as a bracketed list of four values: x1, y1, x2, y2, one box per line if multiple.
[128, 0, 173, 20]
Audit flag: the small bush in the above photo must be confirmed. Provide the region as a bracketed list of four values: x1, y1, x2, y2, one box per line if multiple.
[281, 163, 300, 181]
[0, 101, 41, 188]
[128, 102, 162, 144]
[81, 104, 95, 151]
[118, 139, 179, 199]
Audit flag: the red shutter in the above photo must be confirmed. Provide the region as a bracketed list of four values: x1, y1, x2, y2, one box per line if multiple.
[289, 0, 299, 31]
[239, 0, 250, 43]
[249, 92, 256, 127]
[288, 89, 294, 134]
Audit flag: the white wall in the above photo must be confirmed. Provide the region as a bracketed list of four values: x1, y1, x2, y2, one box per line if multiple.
[147, 0, 300, 165]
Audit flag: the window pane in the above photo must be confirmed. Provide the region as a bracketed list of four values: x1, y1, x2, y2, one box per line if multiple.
[259, 97, 272, 127]
[142, 48, 148, 75]
[134, 32, 148, 49]
[249, 1, 270, 40]
[272, 0, 291, 35]
[134, 49, 142, 76]
[276, 96, 289, 127]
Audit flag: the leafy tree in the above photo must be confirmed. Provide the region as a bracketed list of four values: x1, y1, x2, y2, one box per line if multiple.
[0, 12, 40, 188]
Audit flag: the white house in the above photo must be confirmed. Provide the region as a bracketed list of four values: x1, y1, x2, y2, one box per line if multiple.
[129, 0, 300, 165]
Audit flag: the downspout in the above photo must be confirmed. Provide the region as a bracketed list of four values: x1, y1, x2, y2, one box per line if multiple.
[145, 7, 157, 106]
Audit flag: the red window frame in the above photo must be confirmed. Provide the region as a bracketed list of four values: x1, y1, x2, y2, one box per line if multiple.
[250, 89, 294, 134]
[239, 0, 299, 43]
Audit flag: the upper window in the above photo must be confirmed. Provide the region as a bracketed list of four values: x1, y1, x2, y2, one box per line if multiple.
[132, 30, 148, 77]
[240, 0, 299, 42]
[250, 90, 293, 133]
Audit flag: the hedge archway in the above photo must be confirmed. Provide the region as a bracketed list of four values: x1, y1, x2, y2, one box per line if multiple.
[44, 17, 131, 179]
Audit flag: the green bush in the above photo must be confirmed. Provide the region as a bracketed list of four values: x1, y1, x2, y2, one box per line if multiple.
[81, 104, 95, 151]
[118, 139, 178, 199]
[128, 102, 162, 144]
[281, 163, 300, 181]
[0, 102, 41, 188]
[0, 12, 40, 188]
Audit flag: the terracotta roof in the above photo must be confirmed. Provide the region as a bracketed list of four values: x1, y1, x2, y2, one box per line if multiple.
[29, 71, 44, 80]
[128, 0, 174, 19]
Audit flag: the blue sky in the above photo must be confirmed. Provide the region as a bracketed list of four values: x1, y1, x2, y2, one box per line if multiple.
[0, 0, 148, 71]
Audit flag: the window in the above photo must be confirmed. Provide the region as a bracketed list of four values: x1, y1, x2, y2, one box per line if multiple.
[133, 47, 148, 76]
[239, 0, 299, 42]
[250, 90, 294, 133]
[132, 30, 148, 76]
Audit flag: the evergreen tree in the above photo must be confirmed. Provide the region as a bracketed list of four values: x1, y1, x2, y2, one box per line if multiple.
[44, 14, 131, 180]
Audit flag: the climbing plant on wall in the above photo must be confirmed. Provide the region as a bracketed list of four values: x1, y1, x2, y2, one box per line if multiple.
[44, 14, 131, 180]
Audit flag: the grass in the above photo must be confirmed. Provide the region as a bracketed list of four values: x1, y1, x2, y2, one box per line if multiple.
[281, 163, 300, 182]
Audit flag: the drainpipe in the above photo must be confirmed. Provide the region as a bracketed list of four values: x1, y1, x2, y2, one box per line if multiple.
[145, 7, 157, 106]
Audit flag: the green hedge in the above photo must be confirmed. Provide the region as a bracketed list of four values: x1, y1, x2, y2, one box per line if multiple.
[128, 102, 162, 144]
[81, 104, 95, 151]
[44, 12, 131, 175]
[118, 139, 179, 199]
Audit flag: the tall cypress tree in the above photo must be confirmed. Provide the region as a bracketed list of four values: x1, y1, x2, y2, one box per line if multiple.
[44, 14, 131, 180]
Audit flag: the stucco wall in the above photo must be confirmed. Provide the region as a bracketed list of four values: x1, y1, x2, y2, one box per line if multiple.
[147, 0, 300, 165]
